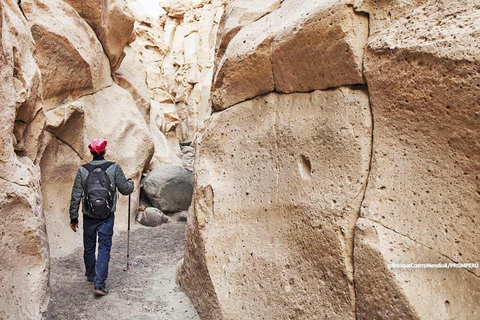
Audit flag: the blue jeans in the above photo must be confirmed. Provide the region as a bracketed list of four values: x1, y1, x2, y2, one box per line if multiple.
[83, 213, 114, 288]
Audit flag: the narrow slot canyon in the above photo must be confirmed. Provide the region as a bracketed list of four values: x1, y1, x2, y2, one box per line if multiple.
[0, 0, 479, 319]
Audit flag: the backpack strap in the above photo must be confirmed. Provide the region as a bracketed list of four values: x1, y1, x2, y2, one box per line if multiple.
[82, 161, 114, 172]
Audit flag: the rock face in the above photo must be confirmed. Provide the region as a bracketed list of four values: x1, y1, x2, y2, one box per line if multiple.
[0, 0, 49, 318]
[137, 207, 170, 227]
[180, 0, 480, 319]
[128, 0, 226, 147]
[212, 0, 368, 110]
[180, 88, 372, 319]
[354, 2, 480, 319]
[63, 0, 136, 71]
[21, 0, 112, 102]
[142, 165, 194, 213]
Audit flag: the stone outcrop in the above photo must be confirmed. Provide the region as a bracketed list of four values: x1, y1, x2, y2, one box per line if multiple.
[180, 88, 372, 319]
[21, 0, 112, 102]
[180, 0, 480, 319]
[0, 0, 49, 318]
[113, 46, 151, 123]
[354, 2, 480, 318]
[127, 0, 226, 148]
[355, 218, 480, 319]
[63, 0, 136, 71]
[212, 0, 368, 110]
[2, 0, 479, 318]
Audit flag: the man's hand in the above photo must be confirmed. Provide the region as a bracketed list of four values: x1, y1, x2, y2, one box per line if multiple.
[128, 178, 134, 186]
[70, 223, 78, 232]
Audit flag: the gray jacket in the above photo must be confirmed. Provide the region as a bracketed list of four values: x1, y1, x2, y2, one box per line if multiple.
[69, 159, 134, 222]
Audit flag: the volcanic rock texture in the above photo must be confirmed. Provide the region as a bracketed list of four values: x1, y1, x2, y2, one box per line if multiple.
[178, 0, 480, 319]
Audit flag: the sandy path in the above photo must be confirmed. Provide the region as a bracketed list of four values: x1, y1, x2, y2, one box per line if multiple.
[43, 222, 199, 320]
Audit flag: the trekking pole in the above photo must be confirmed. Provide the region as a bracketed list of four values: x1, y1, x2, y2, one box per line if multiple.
[123, 193, 131, 271]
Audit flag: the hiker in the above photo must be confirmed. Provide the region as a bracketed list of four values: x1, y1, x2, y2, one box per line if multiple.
[69, 138, 134, 296]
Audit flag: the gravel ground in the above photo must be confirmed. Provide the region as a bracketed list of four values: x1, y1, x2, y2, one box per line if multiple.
[43, 222, 199, 320]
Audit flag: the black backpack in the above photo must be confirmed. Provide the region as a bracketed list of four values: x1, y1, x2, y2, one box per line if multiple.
[82, 162, 114, 219]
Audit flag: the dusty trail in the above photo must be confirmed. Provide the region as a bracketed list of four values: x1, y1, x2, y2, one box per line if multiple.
[43, 222, 199, 320]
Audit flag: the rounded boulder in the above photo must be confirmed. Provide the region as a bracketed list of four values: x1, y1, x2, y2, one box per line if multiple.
[142, 165, 193, 213]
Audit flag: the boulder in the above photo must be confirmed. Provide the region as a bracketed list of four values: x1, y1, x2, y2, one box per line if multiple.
[63, 0, 136, 71]
[137, 207, 170, 227]
[142, 165, 194, 213]
[179, 88, 372, 319]
[20, 0, 112, 102]
[177, 211, 188, 222]
[212, 0, 368, 110]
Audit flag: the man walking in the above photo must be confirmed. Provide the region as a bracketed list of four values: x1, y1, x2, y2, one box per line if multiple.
[69, 138, 134, 296]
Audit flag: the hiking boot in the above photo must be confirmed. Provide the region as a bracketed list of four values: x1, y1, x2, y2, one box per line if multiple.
[93, 287, 109, 296]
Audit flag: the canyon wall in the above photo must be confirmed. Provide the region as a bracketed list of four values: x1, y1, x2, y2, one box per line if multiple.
[178, 0, 480, 319]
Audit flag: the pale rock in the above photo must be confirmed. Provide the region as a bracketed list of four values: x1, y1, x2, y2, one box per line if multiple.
[354, 218, 480, 319]
[4, 0, 44, 160]
[184, 32, 198, 64]
[179, 88, 372, 319]
[152, 88, 175, 103]
[39, 132, 84, 258]
[215, 0, 280, 65]
[361, 0, 480, 279]
[163, 17, 178, 48]
[44, 101, 86, 159]
[351, 0, 429, 35]
[150, 101, 184, 166]
[212, 0, 368, 110]
[21, 0, 112, 102]
[0, 2, 49, 318]
[0, 164, 49, 320]
[161, 0, 209, 18]
[113, 46, 151, 123]
[63, 0, 136, 71]
[136, 207, 170, 227]
[271, 0, 368, 93]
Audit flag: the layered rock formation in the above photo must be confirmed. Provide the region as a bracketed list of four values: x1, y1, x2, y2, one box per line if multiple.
[126, 0, 226, 170]
[179, 0, 480, 319]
